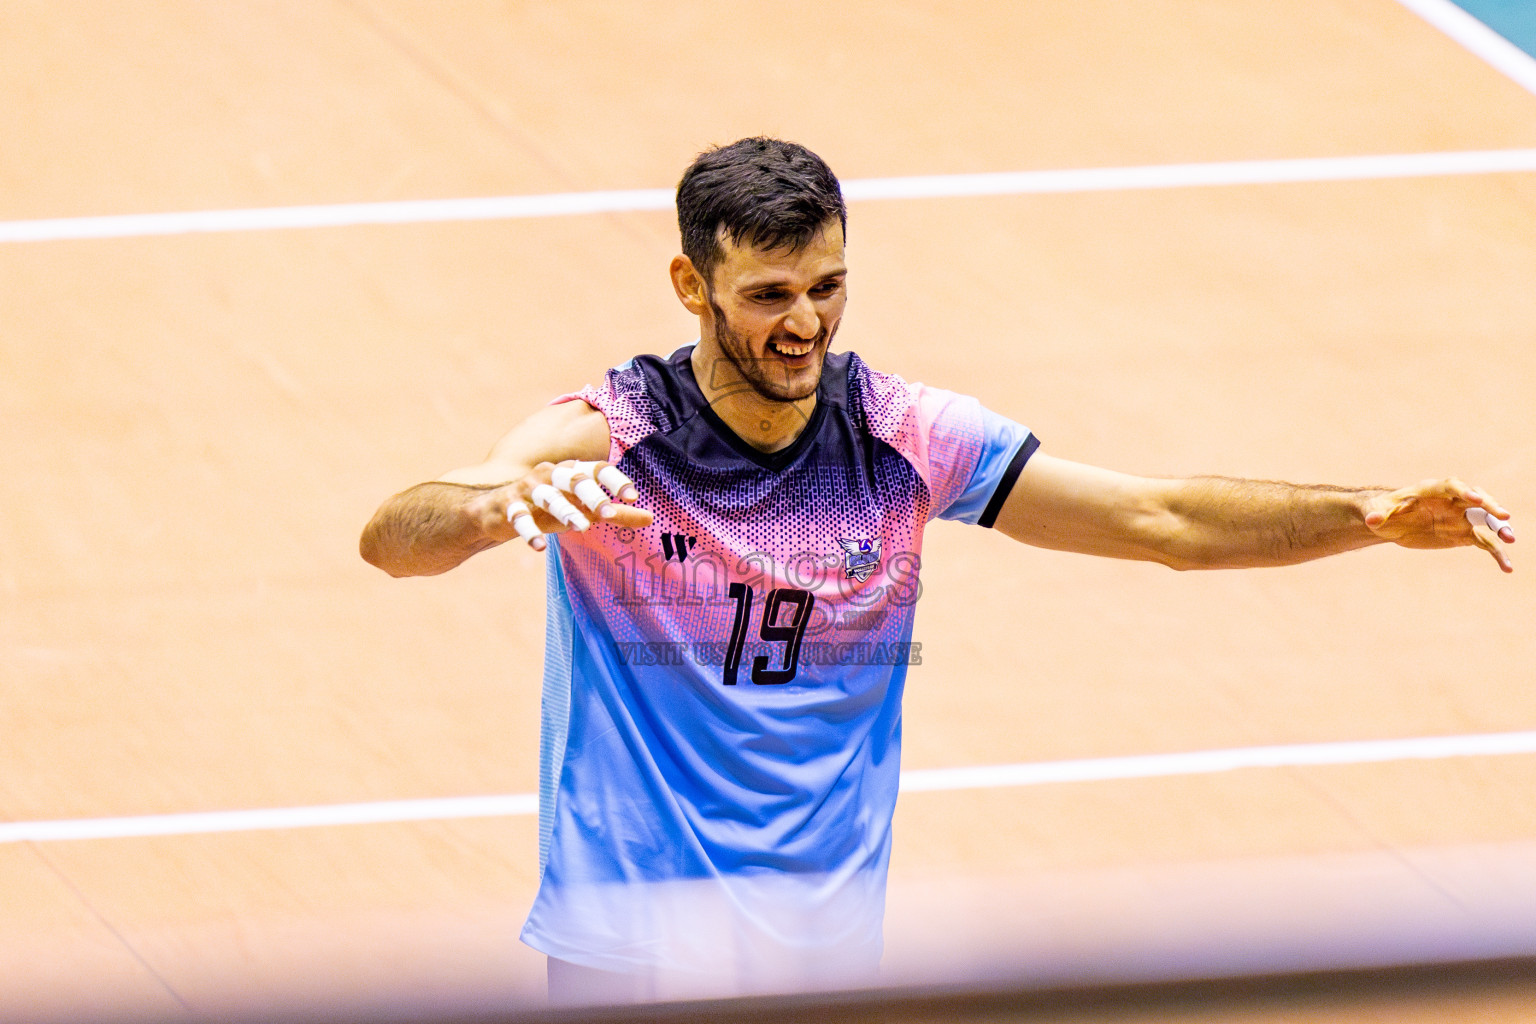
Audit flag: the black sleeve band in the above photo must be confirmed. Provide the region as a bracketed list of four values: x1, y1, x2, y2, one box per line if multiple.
[977, 434, 1040, 529]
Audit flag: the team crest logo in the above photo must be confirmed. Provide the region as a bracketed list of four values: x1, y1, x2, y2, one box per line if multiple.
[837, 538, 882, 582]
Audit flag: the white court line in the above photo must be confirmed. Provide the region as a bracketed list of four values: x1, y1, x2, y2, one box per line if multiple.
[0, 794, 538, 844]
[4, 730, 1535, 844]
[897, 729, 1536, 792]
[4, 149, 1536, 244]
[0, 188, 674, 243]
[1396, 0, 1536, 98]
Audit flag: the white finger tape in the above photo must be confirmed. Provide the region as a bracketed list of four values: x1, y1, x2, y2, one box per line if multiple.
[574, 478, 608, 509]
[597, 465, 632, 494]
[552, 462, 601, 492]
[1466, 508, 1513, 537]
[506, 501, 542, 543]
[532, 484, 590, 531]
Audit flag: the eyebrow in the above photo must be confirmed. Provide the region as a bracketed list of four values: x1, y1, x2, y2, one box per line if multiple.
[737, 268, 847, 291]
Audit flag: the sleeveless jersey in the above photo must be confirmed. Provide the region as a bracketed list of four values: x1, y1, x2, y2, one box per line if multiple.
[520, 346, 1037, 992]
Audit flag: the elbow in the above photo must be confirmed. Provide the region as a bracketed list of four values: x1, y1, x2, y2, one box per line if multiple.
[359, 529, 380, 568]
[1134, 507, 1208, 571]
[1148, 537, 1282, 572]
[1157, 554, 1201, 572]
[1147, 544, 1205, 571]
[1145, 534, 1252, 571]
[1136, 504, 1274, 571]
[358, 536, 396, 576]
[358, 488, 478, 578]
[359, 528, 469, 578]
[359, 527, 413, 577]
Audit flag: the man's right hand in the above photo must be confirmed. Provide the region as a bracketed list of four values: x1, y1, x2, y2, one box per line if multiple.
[466, 460, 653, 553]
[361, 400, 651, 577]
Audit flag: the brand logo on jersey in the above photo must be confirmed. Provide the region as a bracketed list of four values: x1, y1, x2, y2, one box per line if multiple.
[837, 538, 882, 582]
[661, 533, 697, 562]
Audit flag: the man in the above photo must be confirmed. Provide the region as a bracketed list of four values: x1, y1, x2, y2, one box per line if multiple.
[361, 138, 1514, 1002]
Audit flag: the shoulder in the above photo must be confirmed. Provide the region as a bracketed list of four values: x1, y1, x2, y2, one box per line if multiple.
[834, 351, 980, 447]
[580, 347, 704, 422]
[565, 348, 696, 459]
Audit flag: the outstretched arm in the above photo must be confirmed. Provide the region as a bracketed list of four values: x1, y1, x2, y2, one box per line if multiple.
[993, 453, 1515, 573]
[360, 399, 653, 577]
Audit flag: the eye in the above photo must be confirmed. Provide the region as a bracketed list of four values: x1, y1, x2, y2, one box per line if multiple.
[752, 289, 786, 303]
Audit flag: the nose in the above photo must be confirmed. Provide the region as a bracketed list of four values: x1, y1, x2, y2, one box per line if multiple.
[783, 292, 820, 339]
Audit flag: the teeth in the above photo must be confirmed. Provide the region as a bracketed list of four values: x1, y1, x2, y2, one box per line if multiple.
[772, 341, 812, 356]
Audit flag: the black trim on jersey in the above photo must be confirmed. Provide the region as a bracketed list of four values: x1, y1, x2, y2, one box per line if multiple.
[694, 402, 829, 472]
[659, 345, 844, 473]
[977, 433, 1041, 529]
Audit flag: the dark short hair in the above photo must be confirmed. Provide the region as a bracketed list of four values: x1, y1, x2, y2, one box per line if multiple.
[676, 137, 847, 287]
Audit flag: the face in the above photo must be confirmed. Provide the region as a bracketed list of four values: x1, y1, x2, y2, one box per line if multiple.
[694, 221, 848, 403]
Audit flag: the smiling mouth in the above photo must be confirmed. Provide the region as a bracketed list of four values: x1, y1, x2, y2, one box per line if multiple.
[768, 339, 815, 358]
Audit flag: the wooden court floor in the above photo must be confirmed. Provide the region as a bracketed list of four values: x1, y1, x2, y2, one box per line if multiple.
[2, 1, 1535, 1019]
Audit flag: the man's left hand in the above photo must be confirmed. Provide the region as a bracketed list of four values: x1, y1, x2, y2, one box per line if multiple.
[1362, 478, 1515, 573]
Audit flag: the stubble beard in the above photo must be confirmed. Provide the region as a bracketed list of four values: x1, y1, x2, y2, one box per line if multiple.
[706, 294, 833, 404]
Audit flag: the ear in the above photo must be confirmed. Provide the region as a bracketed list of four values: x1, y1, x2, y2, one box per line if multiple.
[669, 255, 709, 316]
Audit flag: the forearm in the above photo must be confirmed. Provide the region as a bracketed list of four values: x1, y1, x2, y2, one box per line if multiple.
[1158, 476, 1389, 569]
[997, 454, 1511, 572]
[360, 481, 505, 577]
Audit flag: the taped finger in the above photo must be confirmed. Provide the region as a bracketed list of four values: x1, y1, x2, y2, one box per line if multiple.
[532, 483, 591, 532]
[597, 464, 638, 500]
[574, 477, 610, 511]
[506, 500, 545, 548]
[550, 460, 601, 492]
[1466, 506, 1515, 544]
[1466, 507, 1511, 533]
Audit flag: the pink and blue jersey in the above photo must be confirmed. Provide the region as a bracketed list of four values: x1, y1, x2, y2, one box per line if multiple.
[520, 346, 1037, 991]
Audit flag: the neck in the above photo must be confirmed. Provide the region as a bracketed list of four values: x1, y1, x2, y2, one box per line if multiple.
[690, 343, 818, 453]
